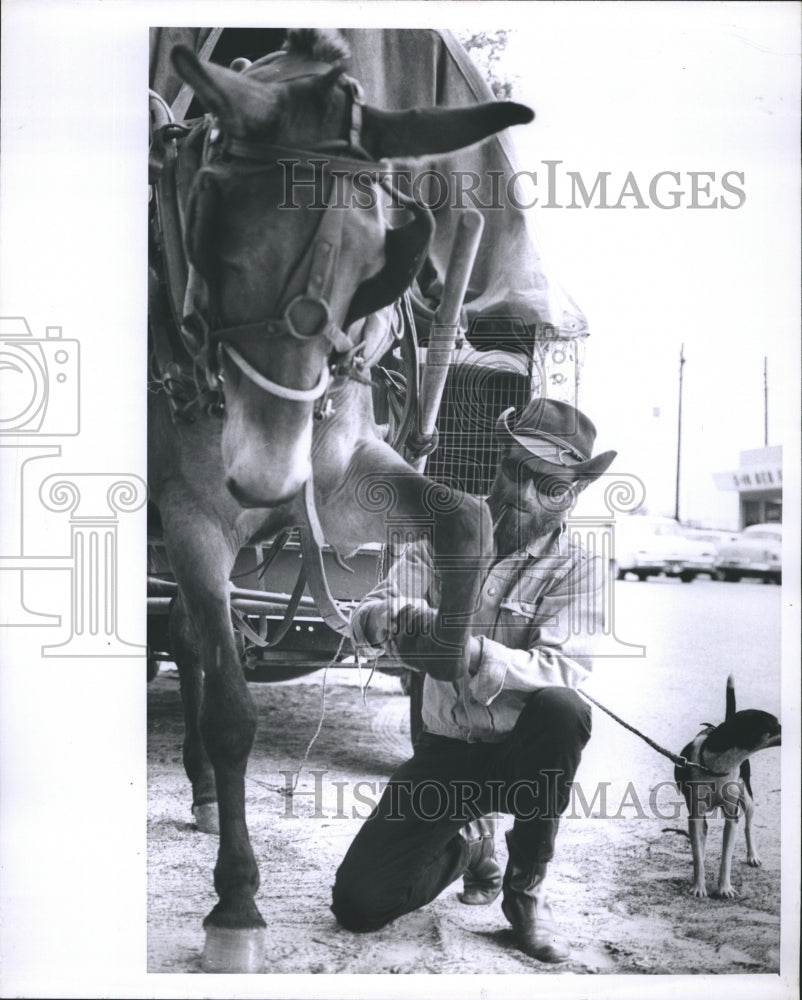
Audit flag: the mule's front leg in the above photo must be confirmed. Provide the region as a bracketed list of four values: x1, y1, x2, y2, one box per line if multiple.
[200, 634, 266, 971]
[164, 514, 266, 973]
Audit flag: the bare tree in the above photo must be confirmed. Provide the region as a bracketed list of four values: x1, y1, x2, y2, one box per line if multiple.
[455, 29, 519, 100]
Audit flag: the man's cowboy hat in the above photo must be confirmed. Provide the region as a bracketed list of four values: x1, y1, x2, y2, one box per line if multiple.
[495, 398, 617, 481]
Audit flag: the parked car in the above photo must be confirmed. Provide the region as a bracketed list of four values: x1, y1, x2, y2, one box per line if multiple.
[680, 527, 739, 552]
[714, 523, 782, 584]
[612, 515, 718, 582]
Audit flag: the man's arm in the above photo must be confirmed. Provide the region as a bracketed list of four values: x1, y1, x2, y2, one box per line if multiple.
[467, 550, 607, 705]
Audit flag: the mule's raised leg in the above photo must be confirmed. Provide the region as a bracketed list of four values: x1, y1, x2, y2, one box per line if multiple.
[341, 444, 493, 679]
[411, 481, 493, 678]
[162, 506, 266, 973]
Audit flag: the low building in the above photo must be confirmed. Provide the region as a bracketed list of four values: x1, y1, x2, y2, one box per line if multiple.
[713, 445, 782, 527]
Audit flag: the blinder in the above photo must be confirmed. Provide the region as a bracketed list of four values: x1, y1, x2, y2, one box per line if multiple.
[184, 161, 223, 283]
[345, 181, 433, 327]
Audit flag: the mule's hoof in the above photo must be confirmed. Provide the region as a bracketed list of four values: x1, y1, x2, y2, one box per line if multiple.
[193, 802, 220, 835]
[201, 926, 265, 973]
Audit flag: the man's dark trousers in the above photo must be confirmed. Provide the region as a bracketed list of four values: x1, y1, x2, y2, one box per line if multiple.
[332, 687, 592, 931]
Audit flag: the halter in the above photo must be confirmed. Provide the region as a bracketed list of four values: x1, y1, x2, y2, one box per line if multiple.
[181, 65, 416, 408]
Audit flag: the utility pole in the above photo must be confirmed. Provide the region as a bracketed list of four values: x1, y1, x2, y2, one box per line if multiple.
[674, 344, 685, 522]
[763, 356, 769, 446]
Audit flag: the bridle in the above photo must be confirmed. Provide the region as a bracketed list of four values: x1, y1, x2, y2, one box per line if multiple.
[180, 60, 428, 409]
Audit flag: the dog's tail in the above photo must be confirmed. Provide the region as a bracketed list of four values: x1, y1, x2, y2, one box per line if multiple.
[726, 674, 754, 794]
[726, 673, 735, 720]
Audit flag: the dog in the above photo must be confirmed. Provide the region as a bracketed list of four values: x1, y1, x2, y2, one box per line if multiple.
[674, 675, 781, 898]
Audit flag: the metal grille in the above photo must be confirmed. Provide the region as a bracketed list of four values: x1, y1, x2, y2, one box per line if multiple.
[426, 360, 534, 496]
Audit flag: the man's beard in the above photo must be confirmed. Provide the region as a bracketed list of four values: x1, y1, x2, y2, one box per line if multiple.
[492, 502, 564, 557]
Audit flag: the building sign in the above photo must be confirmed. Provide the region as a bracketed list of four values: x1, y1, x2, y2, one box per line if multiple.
[714, 447, 783, 494]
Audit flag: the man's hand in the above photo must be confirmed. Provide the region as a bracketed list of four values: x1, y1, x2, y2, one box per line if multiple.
[466, 636, 483, 675]
[361, 605, 392, 647]
[392, 604, 468, 681]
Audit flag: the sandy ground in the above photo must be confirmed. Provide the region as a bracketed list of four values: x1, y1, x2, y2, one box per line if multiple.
[148, 580, 783, 976]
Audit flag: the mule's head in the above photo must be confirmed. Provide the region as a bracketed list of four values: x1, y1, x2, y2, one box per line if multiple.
[171, 29, 533, 507]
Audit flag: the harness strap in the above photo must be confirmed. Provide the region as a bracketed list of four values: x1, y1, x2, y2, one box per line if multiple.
[222, 138, 383, 177]
[223, 345, 331, 401]
[213, 309, 354, 356]
[232, 561, 309, 651]
[298, 525, 351, 636]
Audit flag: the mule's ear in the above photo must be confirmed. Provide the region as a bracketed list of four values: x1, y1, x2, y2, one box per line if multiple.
[361, 101, 534, 159]
[170, 44, 281, 136]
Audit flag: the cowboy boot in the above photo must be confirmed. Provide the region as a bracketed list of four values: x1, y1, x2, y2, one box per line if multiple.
[500, 829, 570, 963]
[457, 817, 502, 905]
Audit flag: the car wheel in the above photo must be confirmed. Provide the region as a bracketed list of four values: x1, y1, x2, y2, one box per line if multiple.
[679, 571, 695, 583]
[723, 571, 741, 583]
[635, 570, 648, 582]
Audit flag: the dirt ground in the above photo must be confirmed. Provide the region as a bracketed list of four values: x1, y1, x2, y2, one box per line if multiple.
[147, 660, 782, 976]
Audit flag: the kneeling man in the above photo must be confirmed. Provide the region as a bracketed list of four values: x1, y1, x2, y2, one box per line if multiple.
[331, 398, 616, 963]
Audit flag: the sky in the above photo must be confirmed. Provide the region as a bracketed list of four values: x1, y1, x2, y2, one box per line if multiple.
[491, 3, 799, 526]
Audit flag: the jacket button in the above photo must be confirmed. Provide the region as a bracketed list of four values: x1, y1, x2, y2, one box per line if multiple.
[487, 586, 497, 597]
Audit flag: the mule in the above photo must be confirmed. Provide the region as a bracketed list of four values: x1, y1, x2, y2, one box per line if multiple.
[148, 28, 533, 971]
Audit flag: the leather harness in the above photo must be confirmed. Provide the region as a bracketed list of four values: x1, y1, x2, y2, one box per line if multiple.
[149, 56, 432, 421]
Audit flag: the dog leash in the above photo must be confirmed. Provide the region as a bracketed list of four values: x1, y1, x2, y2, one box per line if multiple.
[577, 689, 723, 776]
